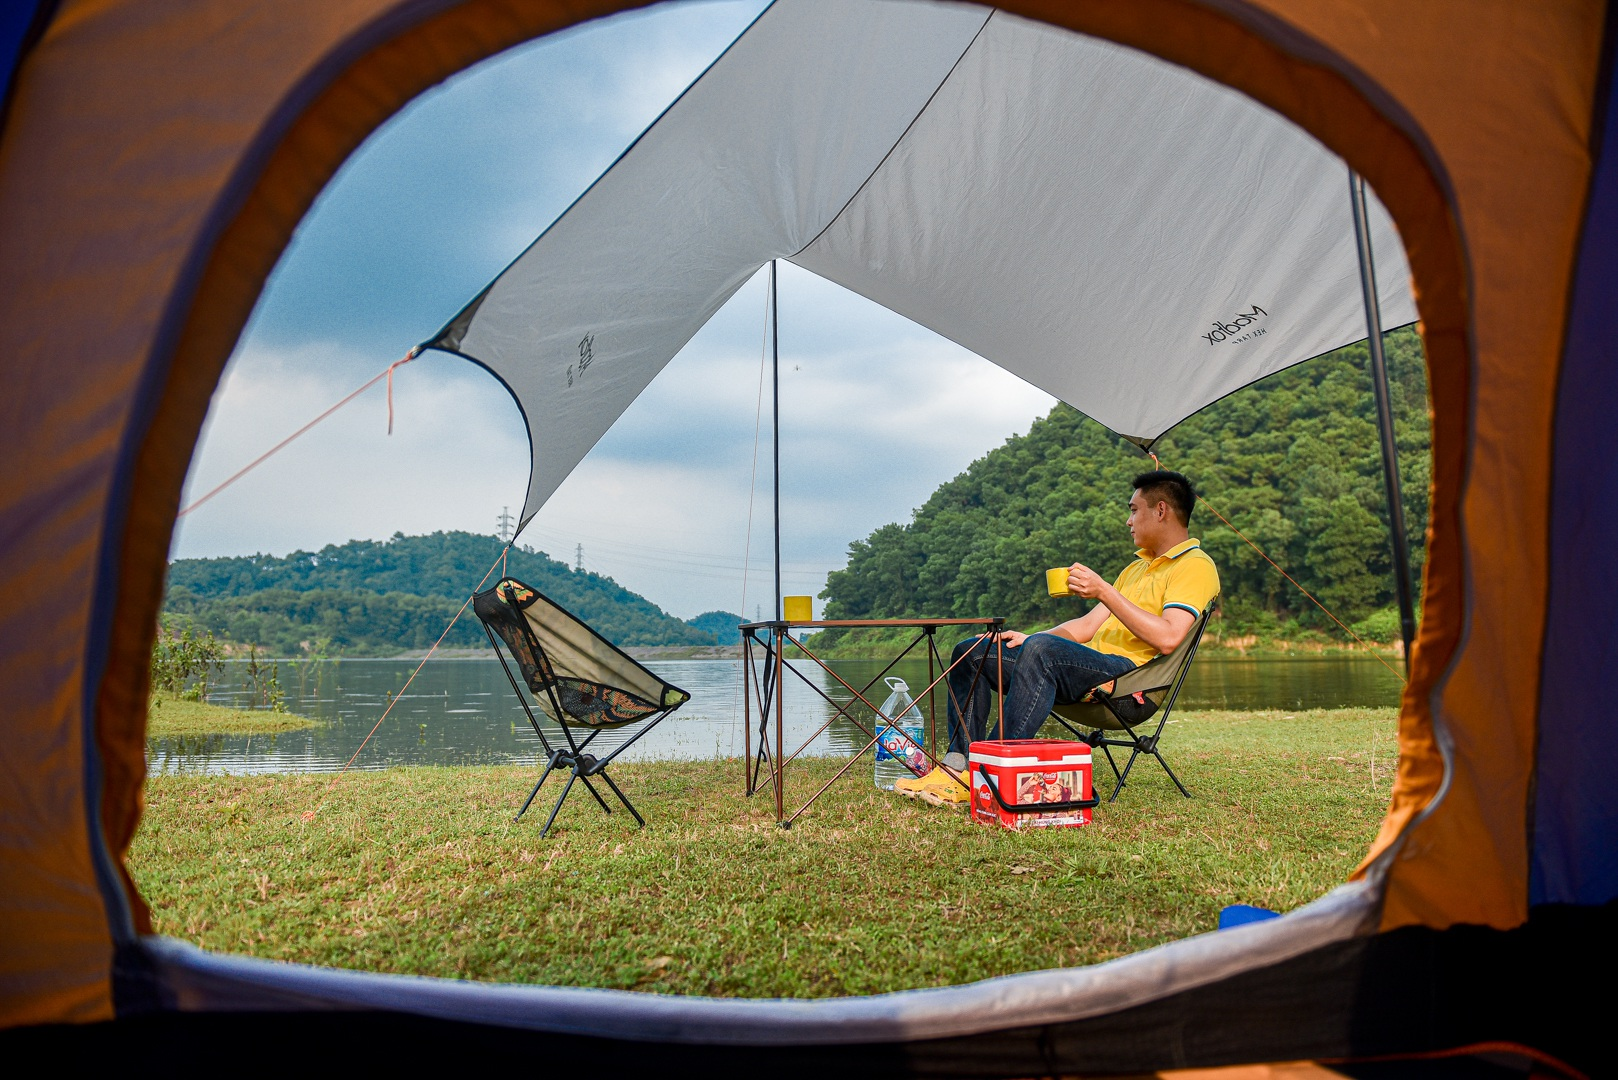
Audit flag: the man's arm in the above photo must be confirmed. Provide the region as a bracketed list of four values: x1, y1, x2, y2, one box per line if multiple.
[1067, 563, 1195, 654]
[1041, 604, 1111, 644]
[986, 600, 1108, 648]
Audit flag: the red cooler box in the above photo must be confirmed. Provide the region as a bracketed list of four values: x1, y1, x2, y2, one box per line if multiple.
[968, 739, 1096, 829]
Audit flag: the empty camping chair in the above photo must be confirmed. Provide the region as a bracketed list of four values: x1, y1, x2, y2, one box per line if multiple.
[473, 578, 689, 837]
[1047, 599, 1216, 802]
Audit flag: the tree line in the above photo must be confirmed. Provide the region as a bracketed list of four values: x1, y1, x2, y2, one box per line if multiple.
[164, 531, 717, 655]
[818, 329, 1429, 648]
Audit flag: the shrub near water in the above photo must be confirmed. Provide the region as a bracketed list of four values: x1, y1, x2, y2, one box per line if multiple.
[132, 708, 1397, 996]
[147, 616, 306, 736]
[150, 616, 225, 700]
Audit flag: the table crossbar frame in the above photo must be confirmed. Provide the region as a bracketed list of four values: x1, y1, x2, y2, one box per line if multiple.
[741, 618, 1005, 826]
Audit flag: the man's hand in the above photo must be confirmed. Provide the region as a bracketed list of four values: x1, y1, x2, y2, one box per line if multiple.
[1066, 563, 1109, 600]
[986, 629, 1029, 648]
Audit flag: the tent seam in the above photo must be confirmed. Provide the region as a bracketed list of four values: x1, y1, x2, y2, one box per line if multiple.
[422, 0, 781, 352]
[0, 0, 59, 141]
[786, 8, 995, 261]
[1190, 0, 1479, 925]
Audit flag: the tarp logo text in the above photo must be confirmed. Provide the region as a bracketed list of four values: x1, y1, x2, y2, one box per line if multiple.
[1201, 305, 1268, 345]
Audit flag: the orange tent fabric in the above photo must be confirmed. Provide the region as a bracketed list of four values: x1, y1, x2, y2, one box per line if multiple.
[0, 1, 1611, 1072]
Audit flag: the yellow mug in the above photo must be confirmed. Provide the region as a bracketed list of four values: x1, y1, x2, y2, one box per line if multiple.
[783, 595, 813, 622]
[1045, 567, 1072, 598]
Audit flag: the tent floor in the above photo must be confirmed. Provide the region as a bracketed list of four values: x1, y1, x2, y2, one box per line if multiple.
[0, 1011, 1586, 1078]
[0, 1016, 1579, 1075]
[5, 902, 1607, 1077]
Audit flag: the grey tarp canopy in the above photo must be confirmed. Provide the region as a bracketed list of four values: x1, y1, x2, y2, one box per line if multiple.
[425, 0, 1416, 529]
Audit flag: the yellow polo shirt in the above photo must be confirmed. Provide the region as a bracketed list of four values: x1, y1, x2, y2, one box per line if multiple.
[1086, 538, 1220, 666]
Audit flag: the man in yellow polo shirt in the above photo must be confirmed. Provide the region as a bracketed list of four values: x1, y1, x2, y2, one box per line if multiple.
[897, 470, 1219, 804]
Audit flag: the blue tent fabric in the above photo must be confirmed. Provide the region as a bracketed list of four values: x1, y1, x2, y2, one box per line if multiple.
[1219, 905, 1283, 930]
[0, 1, 50, 128]
[1532, 25, 1618, 908]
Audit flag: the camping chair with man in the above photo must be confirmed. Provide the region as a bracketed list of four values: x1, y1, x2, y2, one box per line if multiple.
[1046, 598, 1217, 802]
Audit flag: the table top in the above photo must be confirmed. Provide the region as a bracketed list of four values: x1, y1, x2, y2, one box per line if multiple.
[738, 617, 1004, 630]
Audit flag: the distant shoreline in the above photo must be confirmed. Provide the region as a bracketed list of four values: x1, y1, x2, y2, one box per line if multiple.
[226, 638, 1399, 662]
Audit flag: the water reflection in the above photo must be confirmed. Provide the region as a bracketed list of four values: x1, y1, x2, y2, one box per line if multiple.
[148, 652, 1402, 775]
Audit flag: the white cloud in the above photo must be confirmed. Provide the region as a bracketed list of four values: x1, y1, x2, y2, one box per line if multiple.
[172, 345, 530, 558]
[175, 277, 1053, 621]
[499, 271, 1055, 618]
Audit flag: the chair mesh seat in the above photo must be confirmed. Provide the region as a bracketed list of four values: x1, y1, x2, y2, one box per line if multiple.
[553, 679, 661, 728]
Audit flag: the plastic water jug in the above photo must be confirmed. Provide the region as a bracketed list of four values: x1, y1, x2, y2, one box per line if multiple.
[874, 677, 927, 789]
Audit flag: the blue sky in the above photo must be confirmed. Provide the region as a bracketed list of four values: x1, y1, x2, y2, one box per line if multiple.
[173, 1, 1055, 620]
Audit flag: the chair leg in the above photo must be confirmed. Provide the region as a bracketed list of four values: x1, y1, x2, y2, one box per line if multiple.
[539, 767, 582, 839]
[1111, 745, 1144, 802]
[1099, 742, 1125, 784]
[578, 773, 613, 815]
[596, 769, 645, 828]
[514, 753, 562, 822]
[1153, 748, 1193, 798]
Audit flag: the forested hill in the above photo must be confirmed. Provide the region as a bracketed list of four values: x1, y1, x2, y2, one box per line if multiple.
[164, 531, 715, 655]
[819, 329, 1429, 646]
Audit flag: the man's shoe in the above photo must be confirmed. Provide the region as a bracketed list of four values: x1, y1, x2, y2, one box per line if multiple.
[894, 765, 969, 806]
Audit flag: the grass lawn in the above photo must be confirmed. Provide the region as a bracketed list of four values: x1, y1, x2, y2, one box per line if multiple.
[148, 692, 317, 737]
[131, 707, 1397, 997]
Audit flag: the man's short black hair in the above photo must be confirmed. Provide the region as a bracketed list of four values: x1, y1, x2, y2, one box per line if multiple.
[1132, 469, 1195, 527]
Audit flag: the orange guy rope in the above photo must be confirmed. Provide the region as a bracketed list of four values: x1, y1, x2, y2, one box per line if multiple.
[302, 543, 508, 822]
[387, 350, 414, 435]
[178, 350, 417, 518]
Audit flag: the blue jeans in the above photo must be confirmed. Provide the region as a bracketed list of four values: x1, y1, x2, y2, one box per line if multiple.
[944, 633, 1137, 754]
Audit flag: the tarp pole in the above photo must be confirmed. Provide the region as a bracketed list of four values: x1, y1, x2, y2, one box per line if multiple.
[1349, 169, 1417, 673]
[771, 260, 782, 622]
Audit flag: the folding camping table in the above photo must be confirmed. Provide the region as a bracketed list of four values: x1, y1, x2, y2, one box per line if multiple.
[740, 617, 1006, 826]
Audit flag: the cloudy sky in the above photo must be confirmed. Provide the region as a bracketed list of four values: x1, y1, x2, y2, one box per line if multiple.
[172, 0, 1056, 621]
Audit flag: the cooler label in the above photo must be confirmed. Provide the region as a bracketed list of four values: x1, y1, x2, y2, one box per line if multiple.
[1017, 769, 1083, 805]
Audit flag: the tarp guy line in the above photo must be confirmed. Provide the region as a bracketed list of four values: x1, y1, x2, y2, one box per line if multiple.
[177, 353, 415, 517]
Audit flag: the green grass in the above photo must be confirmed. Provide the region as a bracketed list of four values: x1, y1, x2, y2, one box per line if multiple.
[131, 708, 1397, 997]
[147, 692, 316, 737]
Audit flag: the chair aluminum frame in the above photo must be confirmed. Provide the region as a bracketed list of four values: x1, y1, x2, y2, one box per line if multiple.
[478, 583, 687, 838]
[1047, 600, 1217, 803]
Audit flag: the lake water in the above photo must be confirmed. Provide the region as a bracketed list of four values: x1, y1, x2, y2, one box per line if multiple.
[147, 652, 1404, 776]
